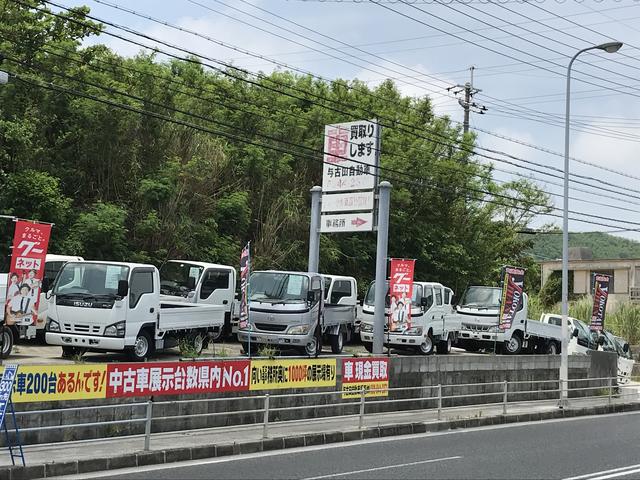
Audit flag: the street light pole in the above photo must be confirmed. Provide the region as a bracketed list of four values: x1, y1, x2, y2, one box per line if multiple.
[561, 41, 623, 407]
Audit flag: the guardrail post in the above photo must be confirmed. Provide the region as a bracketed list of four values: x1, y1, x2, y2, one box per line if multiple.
[359, 387, 366, 429]
[437, 384, 442, 421]
[144, 399, 153, 451]
[262, 394, 270, 439]
[502, 380, 508, 415]
[608, 377, 612, 406]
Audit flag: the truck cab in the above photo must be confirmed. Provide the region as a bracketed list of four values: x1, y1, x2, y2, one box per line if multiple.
[237, 271, 357, 356]
[359, 281, 458, 355]
[159, 260, 237, 339]
[539, 313, 597, 354]
[600, 330, 633, 384]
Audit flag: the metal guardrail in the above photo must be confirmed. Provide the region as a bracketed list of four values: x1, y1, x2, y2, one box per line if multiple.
[9, 376, 639, 452]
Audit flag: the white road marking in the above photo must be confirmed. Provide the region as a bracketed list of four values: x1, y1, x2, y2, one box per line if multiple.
[302, 456, 462, 480]
[565, 464, 640, 480]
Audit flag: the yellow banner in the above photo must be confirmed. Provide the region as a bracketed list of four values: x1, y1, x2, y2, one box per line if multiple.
[249, 359, 337, 390]
[342, 381, 389, 398]
[1, 364, 107, 403]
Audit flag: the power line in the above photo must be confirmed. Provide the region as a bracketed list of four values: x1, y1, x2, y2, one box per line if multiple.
[21, 0, 640, 194]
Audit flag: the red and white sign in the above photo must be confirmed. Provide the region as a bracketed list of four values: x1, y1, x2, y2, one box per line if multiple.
[320, 212, 373, 233]
[105, 361, 251, 398]
[5, 221, 52, 326]
[341, 357, 389, 398]
[322, 120, 380, 193]
[389, 259, 415, 332]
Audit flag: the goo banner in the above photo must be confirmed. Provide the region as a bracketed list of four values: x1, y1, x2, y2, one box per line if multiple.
[239, 242, 251, 330]
[498, 266, 525, 330]
[388, 259, 415, 332]
[590, 274, 611, 332]
[5, 221, 52, 327]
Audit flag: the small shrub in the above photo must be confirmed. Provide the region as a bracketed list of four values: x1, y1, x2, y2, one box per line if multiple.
[257, 345, 278, 358]
[179, 338, 200, 358]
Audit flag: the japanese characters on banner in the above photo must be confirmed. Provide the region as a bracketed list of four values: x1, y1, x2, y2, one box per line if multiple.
[239, 243, 251, 330]
[2, 364, 107, 403]
[106, 361, 251, 397]
[341, 358, 389, 398]
[5, 221, 52, 327]
[590, 274, 611, 332]
[249, 359, 336, 390]
[322, 120, 380, 193]
[388, 259, 415, 332]
[498, 266, 526, 330]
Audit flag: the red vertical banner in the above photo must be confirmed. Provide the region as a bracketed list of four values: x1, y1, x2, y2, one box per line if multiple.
[388, 259, 415, 332]
[5, 221, 52, 327]
[590, 274, 611, 332]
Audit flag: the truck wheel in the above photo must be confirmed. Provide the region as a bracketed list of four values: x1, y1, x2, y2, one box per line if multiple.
[61, 346, 83, 359]
[363, 342, 373, 353]
[130, 330, 154, 361]
[0, 327, 13, 359]
[305, 330, 322, 357]
[417, 334, 434, 355]
[436, 336, 452, 354]
[330, 330, 345, 354]
[505, 334, 523, 355]
[187, 332, 205, 355]
[546, 341, 559, 355]
[209, 327, 224, 343]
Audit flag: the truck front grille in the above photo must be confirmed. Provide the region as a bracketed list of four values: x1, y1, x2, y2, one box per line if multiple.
[254, 323, 288, 332]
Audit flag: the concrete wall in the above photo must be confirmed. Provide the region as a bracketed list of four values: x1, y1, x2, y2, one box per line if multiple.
[4, 353, 617, 447]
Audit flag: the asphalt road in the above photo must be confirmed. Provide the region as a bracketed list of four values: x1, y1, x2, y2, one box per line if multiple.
[75, 412, 640, 480]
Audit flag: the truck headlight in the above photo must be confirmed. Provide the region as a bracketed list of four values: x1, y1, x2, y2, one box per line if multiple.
[46, 318, 60, 332]
[487, 325, 500, 333]
[288, 325, 311, 335]
[361, 323, 373, 333]
[104, 321, 126, 337]
[404, 327, 423, 335]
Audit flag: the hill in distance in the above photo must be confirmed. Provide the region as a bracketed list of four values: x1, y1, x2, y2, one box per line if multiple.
[526, 231, 640, 261]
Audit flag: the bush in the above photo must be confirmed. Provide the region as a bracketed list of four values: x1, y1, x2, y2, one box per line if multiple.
[607, 302, 640, 344]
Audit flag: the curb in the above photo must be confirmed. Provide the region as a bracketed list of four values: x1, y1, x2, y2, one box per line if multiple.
[2, 402, 639, 480]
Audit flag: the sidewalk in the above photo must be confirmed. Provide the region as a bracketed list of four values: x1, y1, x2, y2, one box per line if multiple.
[2, 392, 639, 479]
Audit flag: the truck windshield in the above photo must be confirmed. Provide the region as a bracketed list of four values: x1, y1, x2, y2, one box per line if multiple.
[459, 287, 502, 309]
[159, 262, 203, 297]
[364, 281, 423, 307]
[250, 272, 309, 303]
[53, 263, 129, 298]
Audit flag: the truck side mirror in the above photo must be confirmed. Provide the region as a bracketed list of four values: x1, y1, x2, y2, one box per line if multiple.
[307, 290, 316, 303]
[624, 343, 630, 353]
[186, 276, 196, 290]
[359, 298, 364, 307]
[117, 280, 129, 298]
[235, 292, 240, 301]
[420, 297, 429, 307]
[572, 328, 579, 338]
[597, 335, 605, 346]
[451, 295, 457, 306]
[42, 278, 51, 293]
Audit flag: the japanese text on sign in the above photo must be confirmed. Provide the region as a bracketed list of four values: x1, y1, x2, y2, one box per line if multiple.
[250, 359, 337, 390]
[341, 358, 389, 398]
[389, 259, 415, 332]
[106, 361, 250, 397]
[322, 120, 380, 193]
[5, 221, 52, 328]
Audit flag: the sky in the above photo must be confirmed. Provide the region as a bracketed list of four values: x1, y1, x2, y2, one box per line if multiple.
[54, 0, 640, 244]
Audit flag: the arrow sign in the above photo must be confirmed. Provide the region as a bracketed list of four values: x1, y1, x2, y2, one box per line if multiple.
[320, 212, 374, 233]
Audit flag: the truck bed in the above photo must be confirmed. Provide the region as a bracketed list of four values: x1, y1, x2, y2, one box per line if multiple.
[525, 318, 562, 340]
[159, 302, 226, 331]
[323, 304, 356, 327]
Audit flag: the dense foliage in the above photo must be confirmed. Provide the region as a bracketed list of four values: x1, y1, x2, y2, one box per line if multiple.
[0, 1, 550, 294]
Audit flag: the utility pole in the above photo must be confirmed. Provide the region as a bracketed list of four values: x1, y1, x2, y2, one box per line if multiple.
[447, 66, 487, 134]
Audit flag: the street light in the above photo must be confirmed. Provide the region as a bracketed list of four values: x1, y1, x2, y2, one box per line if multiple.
[560, 41, 623, 407]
